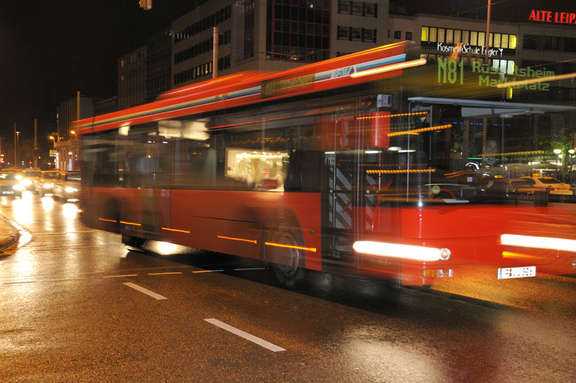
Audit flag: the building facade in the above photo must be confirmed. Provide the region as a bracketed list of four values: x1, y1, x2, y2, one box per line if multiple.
[118, 31, 173, 109]
[170, 0, 390, 88]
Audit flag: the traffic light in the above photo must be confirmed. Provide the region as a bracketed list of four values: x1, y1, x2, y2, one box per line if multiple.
[139, 0, 152, 10]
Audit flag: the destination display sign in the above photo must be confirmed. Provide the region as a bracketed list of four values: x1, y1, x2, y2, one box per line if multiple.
[436, 57, 554, 91]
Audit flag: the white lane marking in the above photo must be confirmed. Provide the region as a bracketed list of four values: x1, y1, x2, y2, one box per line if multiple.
[233, 267, 266, 271]
[147, 272, 183, 276]
[192, 269, 224, 273]
[123, 282, 167, 300]
[103, 274, 138, 278]
[204, 318, 286, 353]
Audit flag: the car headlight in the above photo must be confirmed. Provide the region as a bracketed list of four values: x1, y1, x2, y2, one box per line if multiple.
[12, 184, 23, 191]
[43, 183, 54, 189]
[21, 179, 32, 187]
[65, 186, 78, 193]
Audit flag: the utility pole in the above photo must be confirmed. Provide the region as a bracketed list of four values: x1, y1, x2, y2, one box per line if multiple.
[484, 0, 492, 64]
[213, 26, 219, 79]
[76, 91, 81, 122]
[13, 122, 18, 168]
[33, 119, 38, 169]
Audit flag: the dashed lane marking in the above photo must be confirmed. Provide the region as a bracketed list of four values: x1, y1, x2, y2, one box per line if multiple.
[103, 274, 138, 278]
[204, 318, 286, 353]
[123, 282, 167, 300]
[147, 272, 183, 276]
[191, 269, 224, 274]
[233, 268, 266, 271]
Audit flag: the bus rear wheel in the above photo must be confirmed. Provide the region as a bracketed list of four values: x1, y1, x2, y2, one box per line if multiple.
[264, 230, 307, 289]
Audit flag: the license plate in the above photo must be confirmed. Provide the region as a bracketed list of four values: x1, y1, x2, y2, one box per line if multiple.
[498, 266, 536, 280]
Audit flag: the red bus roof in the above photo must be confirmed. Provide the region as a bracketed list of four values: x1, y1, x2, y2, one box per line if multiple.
[74, 41, 416, 135]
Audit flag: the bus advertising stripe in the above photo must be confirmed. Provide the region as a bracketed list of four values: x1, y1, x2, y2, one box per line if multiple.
[162, 227, 191, 234]
[217, 235, 258, 245]
[120, 220, 142, 227]
[98, 217, 117, 223]
[264, 242, 317, 253]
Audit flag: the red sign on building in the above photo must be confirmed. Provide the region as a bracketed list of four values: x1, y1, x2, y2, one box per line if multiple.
[529, 9, 576, 24]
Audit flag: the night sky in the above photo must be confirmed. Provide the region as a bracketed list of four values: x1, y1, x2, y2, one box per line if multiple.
[0, 0, 574, 148]
[0, 0, 193, 144]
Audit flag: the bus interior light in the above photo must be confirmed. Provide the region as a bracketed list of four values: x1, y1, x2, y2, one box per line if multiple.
[353, 241, 450, 262]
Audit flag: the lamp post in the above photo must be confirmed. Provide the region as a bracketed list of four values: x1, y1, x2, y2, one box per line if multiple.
[484, 0, 492, 64]
[13, 122, 20, 168]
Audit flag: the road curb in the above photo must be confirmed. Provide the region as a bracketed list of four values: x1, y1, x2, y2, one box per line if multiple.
[0, 214, 20, 255]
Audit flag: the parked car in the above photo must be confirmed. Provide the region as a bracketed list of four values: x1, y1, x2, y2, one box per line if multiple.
[34, 170, 60, 196]
[0, 172, 22, 197]
[53, 171, 81, 201]
[519, 176, 573, 196]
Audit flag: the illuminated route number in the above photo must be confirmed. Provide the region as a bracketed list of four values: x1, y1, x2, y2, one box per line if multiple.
[437, 57, 464, 85]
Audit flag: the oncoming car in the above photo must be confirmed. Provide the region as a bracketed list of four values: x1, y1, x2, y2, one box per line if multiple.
[34, 170, 59, 196]
[0, 172, 22, 197]
[53, 171, 81, 202]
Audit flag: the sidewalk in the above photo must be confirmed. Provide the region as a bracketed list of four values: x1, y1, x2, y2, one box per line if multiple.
[0, 215, 20, 255]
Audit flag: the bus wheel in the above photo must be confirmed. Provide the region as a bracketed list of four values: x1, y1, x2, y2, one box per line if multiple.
[122, 233, 145, 251]
[264, 230, 307, 289]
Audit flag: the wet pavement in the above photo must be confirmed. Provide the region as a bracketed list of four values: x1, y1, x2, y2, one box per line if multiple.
[0, 192, 575, 382]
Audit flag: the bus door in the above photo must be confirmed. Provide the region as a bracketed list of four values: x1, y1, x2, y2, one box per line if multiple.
[125, 126, 171, 238]
[320, 112, 364, 274]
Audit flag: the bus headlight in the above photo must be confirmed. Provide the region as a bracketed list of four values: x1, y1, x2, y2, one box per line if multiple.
[353, 241, 451, 262]
[65, 186, 78, 193]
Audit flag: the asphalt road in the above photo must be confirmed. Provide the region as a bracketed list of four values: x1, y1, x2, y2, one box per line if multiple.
[0, 192, 575, 382]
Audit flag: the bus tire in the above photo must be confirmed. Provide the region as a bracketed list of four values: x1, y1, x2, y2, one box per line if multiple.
[121, 233, 145, 251]
[263, 229, 308, 289]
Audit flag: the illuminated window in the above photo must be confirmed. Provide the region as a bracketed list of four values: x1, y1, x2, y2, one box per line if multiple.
[429, 27, 437, 42]
[494, 33, 501, 48]
[470, 31, 478, 45]
[454, 29, 461, 43]
[478, 32, 485, 46]
[421, 26, 429, 42]
[446, 29, 453, 43]
[509, 35, 517, 49]
[502, 34, 509, 49]
[507, 60, 515, 75]
[226, 148, 288, 191]
[462, 30, 469, 44]
[437, 28, 445, 42]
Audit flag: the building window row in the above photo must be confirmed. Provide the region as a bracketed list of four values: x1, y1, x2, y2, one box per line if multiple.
[174, 55, 231, 85]
[523, 35, 576, 52]
[337, 1, 377, 17]
[337, 26, 377, 42]
[392, 30, 412, 40]
[421, 26, 517, 50]
[273, 33, 329, 49]
[175, 6, 231, 43]
[174, 31, 231, 64]
[274, 20, 329, 36]
[268, 47, 329, 62]
[273, 5, 329, 24]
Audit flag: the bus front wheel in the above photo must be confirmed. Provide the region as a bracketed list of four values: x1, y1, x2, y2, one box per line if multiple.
[264, 230, 307, 289]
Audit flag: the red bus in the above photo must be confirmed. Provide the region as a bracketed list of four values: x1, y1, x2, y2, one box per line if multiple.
[74, 41, 576, 287]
